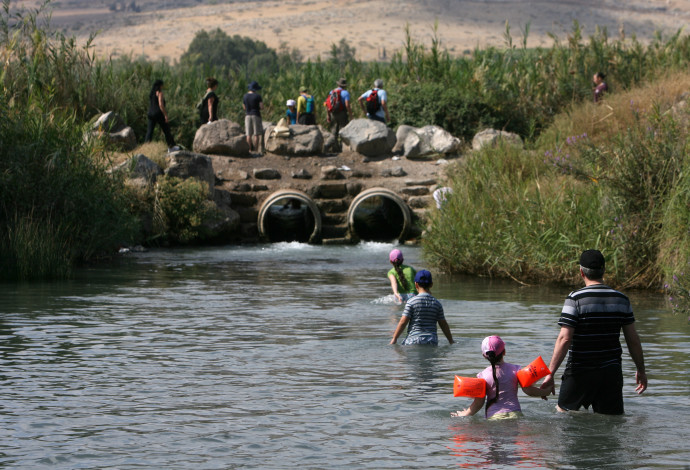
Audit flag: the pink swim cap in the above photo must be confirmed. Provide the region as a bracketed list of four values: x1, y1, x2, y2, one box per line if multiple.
[481, 335, 505, 358]
[389, 249, 403, 263]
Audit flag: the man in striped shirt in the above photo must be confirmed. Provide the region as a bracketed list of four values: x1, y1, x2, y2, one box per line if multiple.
[541, 249, 648, 414]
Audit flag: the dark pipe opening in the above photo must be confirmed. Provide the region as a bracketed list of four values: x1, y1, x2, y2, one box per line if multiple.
[352, 195, 405, 241]
[263, 197, 316, 243]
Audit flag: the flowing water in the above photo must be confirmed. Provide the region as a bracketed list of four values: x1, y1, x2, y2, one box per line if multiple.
[1, 243, 689, 469]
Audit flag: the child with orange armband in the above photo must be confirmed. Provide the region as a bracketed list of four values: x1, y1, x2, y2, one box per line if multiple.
[451, 336, 551, 419]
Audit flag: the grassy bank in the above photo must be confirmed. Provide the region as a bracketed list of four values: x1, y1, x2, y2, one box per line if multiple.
[423, 72, 690, 314]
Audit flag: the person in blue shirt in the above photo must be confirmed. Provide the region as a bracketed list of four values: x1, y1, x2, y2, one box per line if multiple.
[286, 99, 297, 125]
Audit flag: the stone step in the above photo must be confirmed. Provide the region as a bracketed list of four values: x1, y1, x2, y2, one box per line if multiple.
[321, 237, 356, 245]
[320, 224, 349, 239]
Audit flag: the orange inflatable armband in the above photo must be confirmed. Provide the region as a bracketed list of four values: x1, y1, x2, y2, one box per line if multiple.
[516, 356, 551, 388]
[453, 376, 486, 398]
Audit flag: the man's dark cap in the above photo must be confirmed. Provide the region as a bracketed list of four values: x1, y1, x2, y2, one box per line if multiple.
[580, 249, 605, 269]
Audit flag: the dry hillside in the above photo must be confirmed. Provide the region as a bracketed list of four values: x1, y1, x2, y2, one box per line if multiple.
[16, 0, 690, 61]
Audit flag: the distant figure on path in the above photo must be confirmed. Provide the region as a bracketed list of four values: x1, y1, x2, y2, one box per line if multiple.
[198, 77, 219, 126]
[296, 86, 316, 125]
[325, 78, 352, 146]
[144, 79, 179, 152]
[541, 249, 648, 414]
[243, 80, 264, 154]
[593, 72, 608, 103]
[390, 270, 454, 346]
[358, 78, 389, 124]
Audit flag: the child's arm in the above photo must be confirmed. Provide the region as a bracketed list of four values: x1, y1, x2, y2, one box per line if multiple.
[521, 384, 552, 398]
[390, 315, 409, 344]
[438, 318, 454, 344]
[388, 273, 402, 303]
[451, 397, 485, 417]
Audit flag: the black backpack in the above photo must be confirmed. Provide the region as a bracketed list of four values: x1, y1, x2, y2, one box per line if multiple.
[365, 89, 380, 115]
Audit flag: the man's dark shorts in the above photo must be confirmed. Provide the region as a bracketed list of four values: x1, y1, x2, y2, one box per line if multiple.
[558, 364, 624, 414]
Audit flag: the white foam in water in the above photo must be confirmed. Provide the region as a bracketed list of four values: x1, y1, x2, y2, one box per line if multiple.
[372, 294, 401, 305]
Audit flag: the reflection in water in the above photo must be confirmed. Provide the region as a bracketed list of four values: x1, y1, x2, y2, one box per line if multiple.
[0, 243, 688, 468]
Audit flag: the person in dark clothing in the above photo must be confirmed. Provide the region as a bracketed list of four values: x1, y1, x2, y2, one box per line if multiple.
[199, 77, 219, 126]
[242, 80, 264, 153]
[144, 79, 179, 152]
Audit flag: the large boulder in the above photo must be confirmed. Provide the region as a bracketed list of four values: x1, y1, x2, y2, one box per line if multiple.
[193, 119, 250, 156]
[472, 128, 523, 151]
[339, 119, 396, 157]
[318, 125, 339, 153]
[113, 154, 163, 187]
[264, 124, 324, 156]
[165, 151, 215, 197]
[392, 125, 417, 154]
[202, 189, 241, 241]
[88, 111, 137, 151]
[403, 125, 461, 158]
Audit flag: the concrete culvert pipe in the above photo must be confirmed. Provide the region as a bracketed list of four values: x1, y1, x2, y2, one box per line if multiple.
[347, 188, 412, 242]
[258, 190, 322, 243]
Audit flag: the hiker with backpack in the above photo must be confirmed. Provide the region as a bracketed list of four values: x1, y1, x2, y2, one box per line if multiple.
[324, 78, 352, 145]
[358, 78, 389, 124]
[296, 86, 316, 125]
[197, 77, 219, 127]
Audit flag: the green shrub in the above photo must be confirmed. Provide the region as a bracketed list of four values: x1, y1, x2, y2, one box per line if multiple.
[154, 176, 210, 244]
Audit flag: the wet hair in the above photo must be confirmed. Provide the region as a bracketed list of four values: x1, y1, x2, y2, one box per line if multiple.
[391, 259, 410, 292]
[206, 77, 218, 89]
[594, 72, 606, 80]
[149, 79, 164, 98]
[484, 350, 505, 413]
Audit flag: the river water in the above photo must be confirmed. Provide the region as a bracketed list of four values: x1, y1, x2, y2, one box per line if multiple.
[1, 243, 689, 469]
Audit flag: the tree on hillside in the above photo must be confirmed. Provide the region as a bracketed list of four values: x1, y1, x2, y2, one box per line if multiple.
[181, 28, 279, 74]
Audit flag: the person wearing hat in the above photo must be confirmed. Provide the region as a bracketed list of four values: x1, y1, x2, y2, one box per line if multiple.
[541, 249, 648, 414]
[286, 99, 297, 125]
[325, 78, 352, 146]
[242, 80, 264, 153]
[358, 78, 389, 124]
[451, 335, 553, 419]
[296, 86, 316, 125]
[387, 249, 417, 304]
[390, 270, 454, 346]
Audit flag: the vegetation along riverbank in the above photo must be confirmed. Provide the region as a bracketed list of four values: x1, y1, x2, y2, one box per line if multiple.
[2, 1, 690, 315]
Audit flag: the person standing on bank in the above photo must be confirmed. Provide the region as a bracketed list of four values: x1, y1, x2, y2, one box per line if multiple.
[198, 77, 219, 127]
[243, 80, 264, 154]
[296, 86, 316, 125]
[358, 78, 389, 124]
[593, 72, 608, 103]
[325, 78, 352, 145]
[145, 79, 179, 152]
[541, 249, 648, 414]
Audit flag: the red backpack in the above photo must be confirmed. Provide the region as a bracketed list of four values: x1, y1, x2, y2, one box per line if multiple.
[365, 89, 380, 115]
[324, 88, 344, 113]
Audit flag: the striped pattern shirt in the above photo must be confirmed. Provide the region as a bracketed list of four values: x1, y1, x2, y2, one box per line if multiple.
[558, 284, 635, 371]
[402, 293, 445, 339]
